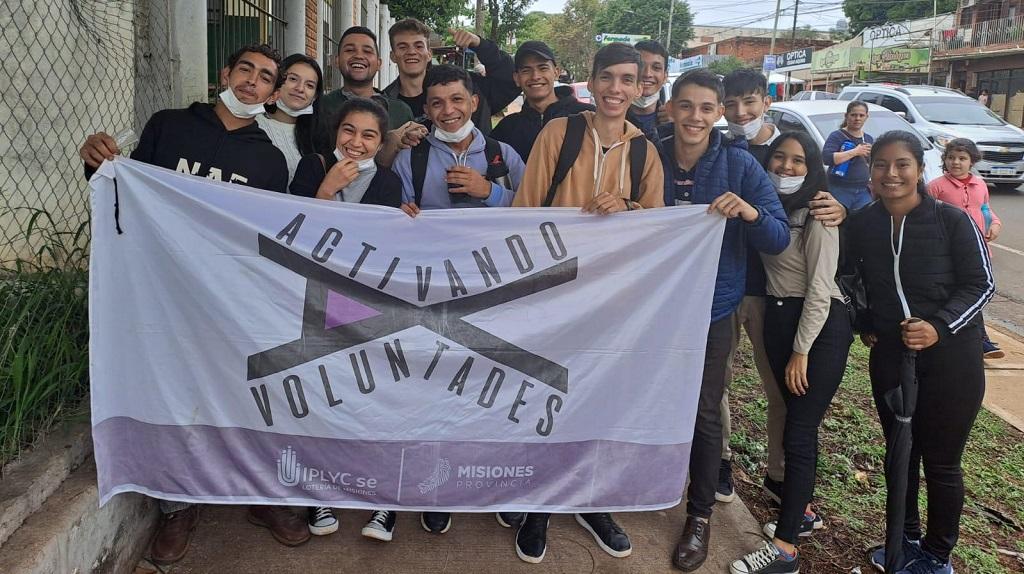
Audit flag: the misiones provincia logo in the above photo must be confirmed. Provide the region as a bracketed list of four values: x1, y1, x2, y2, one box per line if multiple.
[276, 446, 379, 495]
[416, 457, 536, 491]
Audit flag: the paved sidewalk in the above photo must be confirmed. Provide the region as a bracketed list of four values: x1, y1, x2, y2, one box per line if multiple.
[983, 324, 1024, 432]
[144, 496, 764, 574]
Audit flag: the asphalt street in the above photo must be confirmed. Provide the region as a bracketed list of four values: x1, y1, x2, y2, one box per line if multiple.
[984, 185, 1024, 335]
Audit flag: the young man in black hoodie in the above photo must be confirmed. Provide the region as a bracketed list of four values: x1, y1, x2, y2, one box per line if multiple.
[491, 41, 594, 161]
[81, 44, 288, 193]
[383, 18, 520, 137]
[79, 44, 305, 565]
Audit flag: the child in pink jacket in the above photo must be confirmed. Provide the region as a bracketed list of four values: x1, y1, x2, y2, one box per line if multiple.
[928, 138, 1003, 358]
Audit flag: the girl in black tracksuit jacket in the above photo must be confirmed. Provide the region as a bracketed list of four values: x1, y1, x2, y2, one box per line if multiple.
[844, 131, 994, 573]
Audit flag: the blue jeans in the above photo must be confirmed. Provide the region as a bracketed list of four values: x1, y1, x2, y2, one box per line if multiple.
[828, 180, 872, 211]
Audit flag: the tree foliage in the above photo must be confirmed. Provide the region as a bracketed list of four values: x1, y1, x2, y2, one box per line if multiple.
[707, 56, 748, 76]
[487, 0, 537, 48]
[544, 0, 605, 81]
[593, 0, 694, 57]
[388, 0, 466, 32]
[842, 0, 958, 35]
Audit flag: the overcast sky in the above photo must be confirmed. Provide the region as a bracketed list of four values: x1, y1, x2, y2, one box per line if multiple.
[529, 0, 848, 31]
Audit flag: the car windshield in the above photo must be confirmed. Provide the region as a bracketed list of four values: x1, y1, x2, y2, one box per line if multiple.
[807, 112, 933, 149]
[911, 97, 1005, 126]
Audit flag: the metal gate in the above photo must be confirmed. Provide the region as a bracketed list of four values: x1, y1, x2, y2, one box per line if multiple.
[321, 0, 342, 91]
[207, 0, 288, 99]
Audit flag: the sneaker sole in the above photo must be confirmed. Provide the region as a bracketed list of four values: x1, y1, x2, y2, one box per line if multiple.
[361, 526, 394, 542]
[496, 513, 515, 528]
[574, 514, 632, 558]
[515, 543, 546, 564]
[730, 564, 798, 574]
[420, 514, 451, 534]
[984, 350, 1006, 359]
[715, 490, 737, 503]
[308, 521, 339, 536]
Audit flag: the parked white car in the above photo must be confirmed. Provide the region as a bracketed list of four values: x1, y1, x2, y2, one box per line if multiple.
[765, 100, 944, 184]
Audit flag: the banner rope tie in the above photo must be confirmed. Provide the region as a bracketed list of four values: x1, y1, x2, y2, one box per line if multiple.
[113, 177, 124, 235]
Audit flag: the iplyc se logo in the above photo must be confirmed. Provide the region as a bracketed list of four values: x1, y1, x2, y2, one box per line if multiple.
[277, 446, 302, 486]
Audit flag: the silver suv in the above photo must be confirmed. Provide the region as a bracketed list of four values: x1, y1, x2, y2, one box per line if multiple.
[838, 83, 1024, 188]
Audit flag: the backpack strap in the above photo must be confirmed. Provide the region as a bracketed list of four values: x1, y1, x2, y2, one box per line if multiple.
[411, 139, 431, 207]
[483, 136, 512, 191]
[628, 135, 647, 203]
[544, 114, 587, 207]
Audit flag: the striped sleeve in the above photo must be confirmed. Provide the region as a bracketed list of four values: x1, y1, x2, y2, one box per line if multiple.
[932, 206, 995, 339]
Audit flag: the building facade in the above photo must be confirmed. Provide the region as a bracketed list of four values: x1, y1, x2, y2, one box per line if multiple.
[933, 0, 1024, 124]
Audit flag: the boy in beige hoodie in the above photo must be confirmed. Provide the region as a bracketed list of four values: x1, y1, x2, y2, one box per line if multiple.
[512, 43, 664, 212]
[509, 43, 664, 567]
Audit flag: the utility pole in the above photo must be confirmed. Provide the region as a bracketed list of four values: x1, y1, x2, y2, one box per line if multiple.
[784, 0, 799, 100]
[666, 0, 676, 56]
[927, 0, 938, 85]
[768, 0, 783, 92]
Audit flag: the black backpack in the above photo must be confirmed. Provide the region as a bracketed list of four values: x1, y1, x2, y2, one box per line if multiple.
[542, 113, 647, 207]
[410, 137, 510, 206]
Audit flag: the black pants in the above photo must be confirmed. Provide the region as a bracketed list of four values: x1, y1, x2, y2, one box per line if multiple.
[868, 326, 984, 562]
[686, 315, 735, 518]
[763, 297, 852, 544]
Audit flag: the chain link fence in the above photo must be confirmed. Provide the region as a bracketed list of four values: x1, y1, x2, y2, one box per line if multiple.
[1, 0, 174, 268]
[1, 0, 175, 465]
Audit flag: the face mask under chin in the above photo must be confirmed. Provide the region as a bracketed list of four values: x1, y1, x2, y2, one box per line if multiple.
[276, 98, 315, 117]
[768, 171, 805, 195]
[632, 92, 660, 109]
[727, 115, 764, 140]
[219, 87, 267, 119]
[434, 119, 476, 143]
[334, 147, 378, 171]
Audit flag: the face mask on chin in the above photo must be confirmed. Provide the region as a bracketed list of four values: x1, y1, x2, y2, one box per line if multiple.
[768, 171, 805, 195]
[275, 98, 314, 117]
[433, 119, 475, 143]
[632, 92, 660, 109]
[334, 147, 378, 171]
[726, 115, 764, 141]
[218, 87, 266, 119]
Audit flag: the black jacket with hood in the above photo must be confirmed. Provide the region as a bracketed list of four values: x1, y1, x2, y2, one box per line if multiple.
[382, 37, 520, 137]
[491, 85, 595, 161]
[844, 192, 995, 343]
[86, 102, 289, 193]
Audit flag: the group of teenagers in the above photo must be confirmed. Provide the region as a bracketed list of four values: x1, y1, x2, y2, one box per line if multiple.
[78, 17, 996, 574]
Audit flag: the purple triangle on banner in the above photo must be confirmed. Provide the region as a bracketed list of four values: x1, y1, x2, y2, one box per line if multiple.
[325, 290, 380, 329]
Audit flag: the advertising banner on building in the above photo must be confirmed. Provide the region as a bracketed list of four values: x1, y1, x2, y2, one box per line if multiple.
[88, 159, 725, 512]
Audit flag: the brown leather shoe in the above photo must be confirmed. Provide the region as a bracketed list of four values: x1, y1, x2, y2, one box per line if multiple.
[672, 515, 711, 572]
[150, 505, 199, 565]
[248, 505, 311, 546]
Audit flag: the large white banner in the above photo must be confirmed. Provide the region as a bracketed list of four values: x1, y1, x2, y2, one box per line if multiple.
[89, 159, 725, 512]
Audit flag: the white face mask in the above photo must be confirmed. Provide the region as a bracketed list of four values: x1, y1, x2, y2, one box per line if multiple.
[334, 148, 377, 171]
[632, 93, 660, 109]
[727, 115, 764, 140]
[218, 87, 266, 119]
[433, 119, 475, 143]
[768, 171, 805, 195]
[276, 98, 314, 117]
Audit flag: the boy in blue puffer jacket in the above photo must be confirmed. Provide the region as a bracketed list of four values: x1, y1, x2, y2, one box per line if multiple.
[658, 70, 790, 573]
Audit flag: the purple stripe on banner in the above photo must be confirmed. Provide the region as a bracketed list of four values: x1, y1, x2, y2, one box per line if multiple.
[93, 417, 690, 512]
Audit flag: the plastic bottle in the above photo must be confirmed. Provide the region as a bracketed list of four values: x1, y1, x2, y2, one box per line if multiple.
[832, 139, 857, 178]
[981, 203, 992, 233]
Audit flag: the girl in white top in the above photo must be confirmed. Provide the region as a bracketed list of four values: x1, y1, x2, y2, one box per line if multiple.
[730, 131, 853, 574]
[256, 54, 323, 184]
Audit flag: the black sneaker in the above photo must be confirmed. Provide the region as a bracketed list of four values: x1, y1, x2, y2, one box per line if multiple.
[420, 511, 451, 533]
[496, 512, 525, 528]
[516, 513, 550, 563]
[763, 476, 783, 508]
[716, 458, 736, 503]
[729, 541, 800, 574]
[762, 511, 824, 539]
[361, 510, 396, 542]
[307, 506, 338, 536]
[575, 513, 632, 558]
[869, 536, 924, 572]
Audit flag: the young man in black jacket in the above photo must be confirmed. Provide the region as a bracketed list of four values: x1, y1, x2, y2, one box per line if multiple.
[627, 40, 670, 142]
[383, 18, 519, 137]
[491, 41, 594, 161]
[78, 44, 305, 565]
[81, 44, 288, 193]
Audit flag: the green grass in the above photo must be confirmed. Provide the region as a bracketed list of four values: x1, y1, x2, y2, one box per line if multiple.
[0, 210, 90, 468]
[729, 339, 1024, 573]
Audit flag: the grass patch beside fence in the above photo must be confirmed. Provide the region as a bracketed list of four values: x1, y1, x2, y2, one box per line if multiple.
[0, 210, 90, 468]
[729, 339, 1024, 573]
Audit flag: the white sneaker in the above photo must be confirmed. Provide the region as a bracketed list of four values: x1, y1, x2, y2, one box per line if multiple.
[307, 506, 338, 535]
